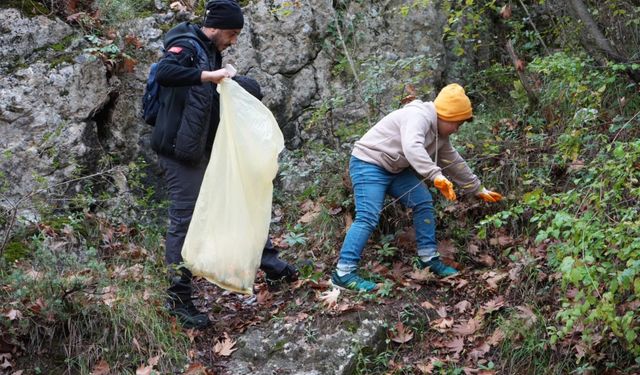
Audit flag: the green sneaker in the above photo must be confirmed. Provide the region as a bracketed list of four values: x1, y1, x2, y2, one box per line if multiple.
[330, 270, 378, 292]
[418, 257, 458, 277]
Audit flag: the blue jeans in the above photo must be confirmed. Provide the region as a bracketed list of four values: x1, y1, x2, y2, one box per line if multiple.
[337, 156, 438, 274]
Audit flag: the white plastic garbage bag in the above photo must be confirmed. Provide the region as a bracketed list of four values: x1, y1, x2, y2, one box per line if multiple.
[182, 78, 284, 295]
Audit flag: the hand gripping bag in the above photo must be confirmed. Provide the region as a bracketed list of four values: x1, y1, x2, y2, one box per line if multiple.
[181, 78, 284, 294]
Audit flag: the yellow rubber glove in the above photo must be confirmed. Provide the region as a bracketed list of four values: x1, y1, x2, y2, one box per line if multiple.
[434, 176, 457, 201]
[476, 187, 503, 203]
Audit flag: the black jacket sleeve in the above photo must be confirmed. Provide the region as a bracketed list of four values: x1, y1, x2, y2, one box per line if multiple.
[156, 43, 202, 87]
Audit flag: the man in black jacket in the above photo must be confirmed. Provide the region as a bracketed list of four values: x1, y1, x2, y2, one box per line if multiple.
[151, 0, 298, 330]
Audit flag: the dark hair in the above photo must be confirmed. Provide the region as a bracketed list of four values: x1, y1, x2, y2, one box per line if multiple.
[233, 75, 263, 100]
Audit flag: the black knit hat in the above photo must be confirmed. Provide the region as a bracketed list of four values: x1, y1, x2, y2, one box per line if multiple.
[204, 0, 244, 29]
[233, 75, 263, 100]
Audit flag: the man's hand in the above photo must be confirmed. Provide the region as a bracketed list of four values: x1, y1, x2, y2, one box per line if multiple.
[434, 176, 457, 201]
[476, 187, 503, 203]
[201, 68, 234, 84]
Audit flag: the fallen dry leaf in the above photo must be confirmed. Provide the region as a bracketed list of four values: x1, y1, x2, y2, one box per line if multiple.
[485, 272, 508, 289]
[390, 321, 414, 344]
[445, 337, 465, 358]
[170, 1, 187, 12]
[256, 289, 272, 305]
[135, 365, 152, 375]
[574, 342, 589, 361]
[27, 298, 45, 314]
[4, 309, 22, 321]
[100, 286, 118, 307]
[91, 360, 110, 375]
[431, 317, 454, 332]
[416, 362, 434, 374]
[298, 199, 322, 224]
[508, 264, 522, 281]
[454, 300, 472, 314]
[487, 328, 505, 346]
[437, 239, 457, 259]
[0, 354, 11, 371]
[148, 355, 160, 367]
[468, 243, 479, 255]
[420, 300, 436, 310]
[467, 342, 491, 362]
[408, 268, 435, 281]
[477, 254, 495, 267]
[319, 288, 340, 308]
[482, 296, 506, 314]
[500, 4, 512, 19]
[454, 278, 469, 289]
[516, 305, 537, 327]
[213, 333, 237, 357]
[452, 318, 481, 336]
[132, 337, 142, 352]
[183, 363, 208, 375]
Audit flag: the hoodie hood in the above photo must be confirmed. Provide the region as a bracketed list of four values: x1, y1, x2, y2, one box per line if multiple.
[403, 99, 439, 134]
[163, 22, 214, 54]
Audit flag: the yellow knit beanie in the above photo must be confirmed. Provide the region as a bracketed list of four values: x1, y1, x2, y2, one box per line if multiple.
[434, 83, 473, 122]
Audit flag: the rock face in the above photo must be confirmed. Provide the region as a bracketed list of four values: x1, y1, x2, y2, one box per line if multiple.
[225, 0, 447, 148]
[0, 1, 448, 212]
[225, 312, 386, 375]
[0, 9, 112, 215]
[0, 8, 73, 69]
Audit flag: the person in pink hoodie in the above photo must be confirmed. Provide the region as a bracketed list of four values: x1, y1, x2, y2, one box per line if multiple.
[331, 84, 503, 292]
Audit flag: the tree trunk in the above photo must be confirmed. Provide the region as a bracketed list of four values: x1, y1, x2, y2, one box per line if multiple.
[567, 0, 624, 62]
[567, 0, 639, 82]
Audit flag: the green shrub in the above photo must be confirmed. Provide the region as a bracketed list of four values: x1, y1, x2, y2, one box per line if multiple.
[481, 140, 640, 364]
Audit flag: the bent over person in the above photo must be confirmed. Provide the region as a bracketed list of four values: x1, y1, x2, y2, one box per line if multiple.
[331, 84, 503, 292]
[151, 0, 297, 329]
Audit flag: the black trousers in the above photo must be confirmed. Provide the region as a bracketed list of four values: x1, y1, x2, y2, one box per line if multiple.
[158, 155, 288, 299]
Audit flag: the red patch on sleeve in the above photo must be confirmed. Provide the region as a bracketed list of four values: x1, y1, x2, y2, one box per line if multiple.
[168, 46, 183, 54]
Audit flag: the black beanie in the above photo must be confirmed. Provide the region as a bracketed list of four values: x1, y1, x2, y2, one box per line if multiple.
[204, 0, 244, 29]
[233, 75, 263, 100]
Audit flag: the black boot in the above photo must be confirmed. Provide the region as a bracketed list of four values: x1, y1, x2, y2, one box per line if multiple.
[264, 263, 300, 285]
[261, 243, 300, 285]
[167, 270, 211, 330]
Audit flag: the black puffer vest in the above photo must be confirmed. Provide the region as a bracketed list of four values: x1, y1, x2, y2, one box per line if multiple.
[172, 38, 214, 162]
[151, 23, 220, 164]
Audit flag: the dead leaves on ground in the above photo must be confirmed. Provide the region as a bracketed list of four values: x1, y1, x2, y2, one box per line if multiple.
[319, 288, 340, 308]
[316, 287, 365, 314]
[390, 321, 414, 344]
[213, 333, 237, 357]
[135, 355, 160, 375]
[91, 359, 110, 375]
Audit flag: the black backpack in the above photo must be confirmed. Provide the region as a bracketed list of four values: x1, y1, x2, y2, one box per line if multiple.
[141, 62, 161, 126]
[141, 38, 206, 126]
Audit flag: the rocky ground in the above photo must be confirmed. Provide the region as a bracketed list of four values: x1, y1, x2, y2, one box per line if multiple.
[179, 200, 551, 375]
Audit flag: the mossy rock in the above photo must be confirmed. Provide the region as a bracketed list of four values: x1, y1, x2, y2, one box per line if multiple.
[1, 0, 50, 17]
[49, 34, 77, 52]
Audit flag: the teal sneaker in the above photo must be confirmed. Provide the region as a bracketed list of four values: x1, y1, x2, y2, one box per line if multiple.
[330, 270, 378, 292]
[417, 257, 458, 277]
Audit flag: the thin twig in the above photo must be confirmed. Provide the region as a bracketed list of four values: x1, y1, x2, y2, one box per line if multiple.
[333, 15, 371, 127]
[611, 110, 640, 143]
[517, 0, 550, 55]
